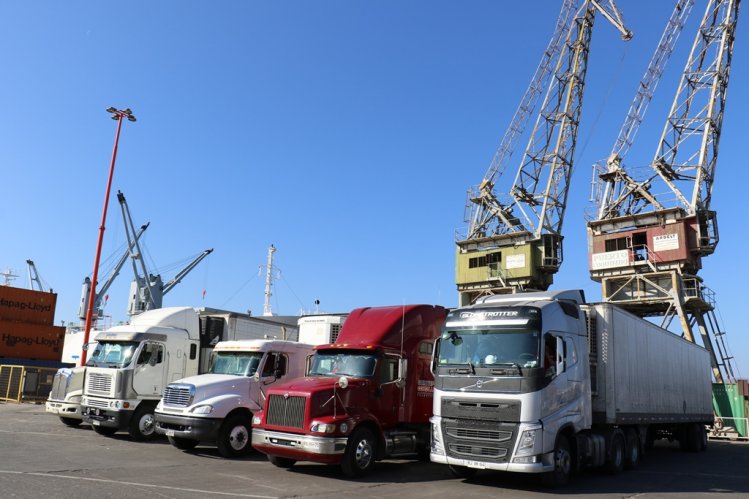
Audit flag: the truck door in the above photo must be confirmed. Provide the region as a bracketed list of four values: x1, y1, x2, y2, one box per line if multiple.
[376, 355, 402, 427]
[133, 342, 166, 396]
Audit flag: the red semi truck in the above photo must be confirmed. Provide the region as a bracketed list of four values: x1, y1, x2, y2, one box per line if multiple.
[251, 304, 447, 477]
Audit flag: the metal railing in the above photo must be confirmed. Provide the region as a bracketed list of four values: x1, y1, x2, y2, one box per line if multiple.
[0, 364, 58, 403]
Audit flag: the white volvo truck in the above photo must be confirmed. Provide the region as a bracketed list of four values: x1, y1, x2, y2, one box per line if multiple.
[154, 339, 313, 457]
[430, 290, 712, 486]
[80, 307, 264, 440]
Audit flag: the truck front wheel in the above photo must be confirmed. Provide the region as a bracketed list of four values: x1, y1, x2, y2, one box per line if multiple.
[542, 434, 572, 487]
[129, 405, 157, 441]
[168, 436, 199, 450]
[341, 427, 376, 477]
[217, 415, 251, 458]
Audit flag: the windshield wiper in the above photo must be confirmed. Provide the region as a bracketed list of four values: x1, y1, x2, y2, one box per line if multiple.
[493, 362, 522, 375]
[466, 362, 475, 374]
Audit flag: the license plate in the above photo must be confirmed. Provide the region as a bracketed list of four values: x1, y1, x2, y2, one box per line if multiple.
[92, 420, 100, 426]
[166, 430, 175, 437]
[465, 460, 486, 469]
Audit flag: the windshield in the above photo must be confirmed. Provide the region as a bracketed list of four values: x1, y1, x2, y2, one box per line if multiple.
[438, 327, 540, 369]
[309, 352, 377, 378]
[87, 341, 139, 368]
[209, 351, 264, 376]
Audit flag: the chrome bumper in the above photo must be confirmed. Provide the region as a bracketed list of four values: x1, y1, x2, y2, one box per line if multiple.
[252, 428, 348, 455]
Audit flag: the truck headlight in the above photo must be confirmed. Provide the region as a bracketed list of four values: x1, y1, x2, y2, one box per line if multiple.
[514, 425, 542, 458]
[252, 415, 262, 425]
[191, 405, 213, 415]
[310, 422, 336, 434]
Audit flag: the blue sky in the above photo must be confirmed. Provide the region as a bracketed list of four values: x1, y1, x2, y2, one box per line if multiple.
[1, 1, 747, 377]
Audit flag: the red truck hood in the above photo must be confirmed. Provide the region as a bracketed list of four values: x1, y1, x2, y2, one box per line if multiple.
[266, 375, 371, 419]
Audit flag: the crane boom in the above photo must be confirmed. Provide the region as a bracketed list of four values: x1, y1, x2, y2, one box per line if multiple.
[161, 248, 214, 296]
[456, 0, 631, 304]
[26, 259, 47, 292]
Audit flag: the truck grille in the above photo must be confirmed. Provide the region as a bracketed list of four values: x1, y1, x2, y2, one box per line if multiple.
[49, 371, 69, 401]
[86, 398, 110, 408]
[266, 394, 306, 429]
[162, 384, 195, 407]
[88, 372, 113, 395]
[441, 417, 519, 463]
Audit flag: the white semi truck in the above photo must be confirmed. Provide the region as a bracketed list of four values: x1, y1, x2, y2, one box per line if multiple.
[430, 290, 712, 486]
[154, 339, 314, 457]
[80, 307, 280, 440]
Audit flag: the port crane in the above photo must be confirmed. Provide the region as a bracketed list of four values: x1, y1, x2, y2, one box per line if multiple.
[456, 0, 631, 306]
[588, 0, 740, 383]
[77, 222, 149, 321]
[26, 259, 49, 292]
[117, 191, 213, 316]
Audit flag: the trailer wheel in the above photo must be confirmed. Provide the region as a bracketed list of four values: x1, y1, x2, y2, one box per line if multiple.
[448, 465, 478, 479]
[92, 425, 117, 436]
[129, 405, 157, 441]
[542, 434, 572, 487]
[59, 417, 81, 428]
[623, 428, 640, 469]
[268, 455, 296, 469]
[605, 432, 625, 474]
[168, 436, 199, 450]
[341, 427, 376, 477]
[217, 415, 252, 458]
[698, 425, 707, 452]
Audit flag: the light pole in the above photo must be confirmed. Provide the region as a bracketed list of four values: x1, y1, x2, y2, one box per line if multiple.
[80, 107, 136, 366]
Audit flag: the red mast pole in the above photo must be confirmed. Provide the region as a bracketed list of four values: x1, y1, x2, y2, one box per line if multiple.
[80, 108, 136, 366]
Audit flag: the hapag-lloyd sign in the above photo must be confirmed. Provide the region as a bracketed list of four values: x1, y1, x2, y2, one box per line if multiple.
[591, 249, 629, 270]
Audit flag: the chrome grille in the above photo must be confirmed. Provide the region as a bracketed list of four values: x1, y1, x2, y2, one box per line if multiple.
[266, 394, 306, 429]
[86, 398, 109, 408]
[441, 416, 519, 463]
[162, 384, 195, 407]
[49, 371, 69, 401]
[88, 372, 113, 394]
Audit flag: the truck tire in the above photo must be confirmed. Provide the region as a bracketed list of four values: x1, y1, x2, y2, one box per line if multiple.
[60, 417, 81, 428]
[92, 425, 117, 436]
[685, 423, 707, 452]
[341, 427, 376, 477]
[448, 465, 478, 479]
[129, 405, 157, 441]
[168, 436, 199, 450]
[217, 415, 251, 458]
[542, 434, 572, 487]
[605, 432, 625, 474]
[623, 428, 640, 469]
[268, 455, 296, 469]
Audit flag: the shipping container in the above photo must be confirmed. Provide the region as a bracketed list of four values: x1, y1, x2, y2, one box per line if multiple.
[0, 319, 65, 361]
[0, 286, 57, 325]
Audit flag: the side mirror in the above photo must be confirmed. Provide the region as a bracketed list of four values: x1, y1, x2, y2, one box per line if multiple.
[149, 355, 158, 367]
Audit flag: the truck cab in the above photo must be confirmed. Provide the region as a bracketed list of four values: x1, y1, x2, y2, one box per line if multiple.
[154, 339, 314, 457]
[81, 307, 203, 440]
[251, 304, 447, 477]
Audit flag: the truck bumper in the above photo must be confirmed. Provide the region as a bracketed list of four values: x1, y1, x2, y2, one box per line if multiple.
[430, 452, 554, 473]
[45, 400, 81, 419]
[82, 406, 132, 430]
[252, 428, 347, 464]
[154, 412, 222, 442]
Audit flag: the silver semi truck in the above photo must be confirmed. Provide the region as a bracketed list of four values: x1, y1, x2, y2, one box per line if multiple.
[430, 290, 712, 486]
